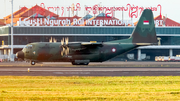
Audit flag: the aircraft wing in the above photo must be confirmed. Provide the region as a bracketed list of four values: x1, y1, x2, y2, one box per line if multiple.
[65, 42, 103, 50]
[81, 42, 103, 47]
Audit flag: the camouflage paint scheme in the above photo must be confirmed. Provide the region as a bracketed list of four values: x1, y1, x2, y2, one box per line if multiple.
[17, 9, 157, 65]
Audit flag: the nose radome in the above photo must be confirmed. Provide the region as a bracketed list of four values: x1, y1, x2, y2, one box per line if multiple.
[16, 51, 24, 59]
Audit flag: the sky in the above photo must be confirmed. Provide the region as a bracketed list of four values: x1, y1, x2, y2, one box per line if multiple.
[0, 0, 179, 22]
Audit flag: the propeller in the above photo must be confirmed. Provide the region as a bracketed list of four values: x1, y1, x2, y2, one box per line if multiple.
[61, 46, 65, 56]
[53, 38, 57, 43]
[61, 38, 64, 45]
[65, 37, 68, 45]
[61, 37, 69, 56]
[49, 37, 57, 43]
[49, 37, 53, 43]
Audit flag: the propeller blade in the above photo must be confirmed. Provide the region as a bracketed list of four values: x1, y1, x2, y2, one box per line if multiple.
[61, 47, 65, 56]
[61, 51, 63, 56]
[65, 47, 69, 55]
[49, 37, 53, 43]
[67, 47, 69, 54]
[65, 37, 69, 45]
[53, 38, 57, 43]
[65, 50, 67, 55]
[61, 38, 64, 45]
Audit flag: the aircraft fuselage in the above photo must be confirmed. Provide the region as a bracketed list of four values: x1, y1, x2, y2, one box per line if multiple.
[20, 42, 136, 63]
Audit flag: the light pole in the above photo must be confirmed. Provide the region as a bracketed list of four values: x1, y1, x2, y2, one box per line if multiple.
[11, 0, 14, 61]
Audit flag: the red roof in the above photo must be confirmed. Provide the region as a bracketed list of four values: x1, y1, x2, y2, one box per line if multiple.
[133, 15, 180, 26]
[14, 5, 59, 18]
[4, 7, 28, 20]
[154, 15, 180, 26]
[4, 5, 60, 25]
[0, 19, 5, 26]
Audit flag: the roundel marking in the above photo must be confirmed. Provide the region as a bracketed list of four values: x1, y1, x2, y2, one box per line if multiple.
[112, 48, 116, 53]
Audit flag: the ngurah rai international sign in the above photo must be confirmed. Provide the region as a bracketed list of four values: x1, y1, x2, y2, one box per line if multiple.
[18, 18, 134, 26]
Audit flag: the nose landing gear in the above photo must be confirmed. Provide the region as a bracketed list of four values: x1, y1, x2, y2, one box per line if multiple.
[31, 61, 36, 65]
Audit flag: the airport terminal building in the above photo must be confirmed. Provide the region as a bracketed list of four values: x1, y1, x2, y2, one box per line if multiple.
[0, 4, 180, 61]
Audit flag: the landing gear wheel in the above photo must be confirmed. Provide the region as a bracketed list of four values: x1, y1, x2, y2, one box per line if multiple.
[71, 61, 89, 65]
[83, 62, 89, 65]
[71, 61, 76, 65]
[31, 61, 35, 65]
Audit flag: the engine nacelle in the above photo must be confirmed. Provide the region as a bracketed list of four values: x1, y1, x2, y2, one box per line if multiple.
[67, 43, 82, 49]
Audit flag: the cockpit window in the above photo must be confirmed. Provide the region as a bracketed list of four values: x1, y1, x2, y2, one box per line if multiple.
[23, 45, 33, 51]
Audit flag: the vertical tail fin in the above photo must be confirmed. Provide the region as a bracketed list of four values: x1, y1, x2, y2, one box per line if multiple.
[130, 9, 157, 45]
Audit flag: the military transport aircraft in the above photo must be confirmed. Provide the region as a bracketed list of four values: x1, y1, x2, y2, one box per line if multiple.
[16, 9, 157, 65]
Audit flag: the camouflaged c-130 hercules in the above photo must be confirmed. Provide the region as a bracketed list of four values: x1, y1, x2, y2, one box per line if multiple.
[16, 9, 157, 65]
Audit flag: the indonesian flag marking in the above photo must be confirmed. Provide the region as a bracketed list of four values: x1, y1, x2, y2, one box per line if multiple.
[112, 48, 116, 53]
[143, 20, 149, 25]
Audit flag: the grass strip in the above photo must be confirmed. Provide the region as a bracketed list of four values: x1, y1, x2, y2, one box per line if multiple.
[0, 76, 180, 101]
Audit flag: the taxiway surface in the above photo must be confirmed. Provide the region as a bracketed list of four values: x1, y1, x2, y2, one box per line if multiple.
[0, 61, 180, 76]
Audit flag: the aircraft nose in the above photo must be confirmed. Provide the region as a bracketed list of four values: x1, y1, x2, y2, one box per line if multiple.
[16, 51, 24, 59]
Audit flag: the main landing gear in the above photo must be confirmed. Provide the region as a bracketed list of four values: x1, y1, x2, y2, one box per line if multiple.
[71, 61, 89, 65]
